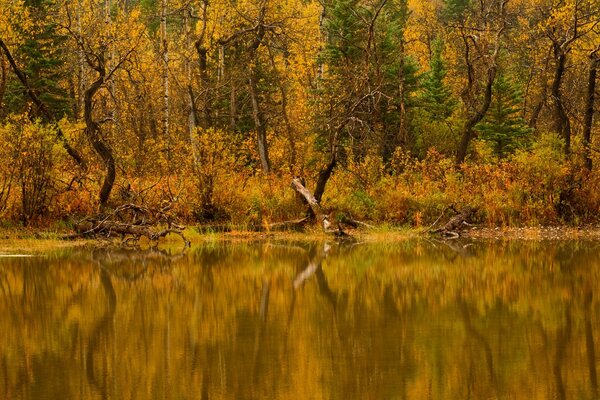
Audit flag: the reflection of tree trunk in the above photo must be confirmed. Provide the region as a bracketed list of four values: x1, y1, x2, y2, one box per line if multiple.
[315, 265, 336, 310]
[584, 291, 598, 393]
[252, 279, 270, 383]
[86, 269, 116, 398]
[553, 306, 572, 400]
[201, 357, 210, 400]
[459, 300, 495, 384]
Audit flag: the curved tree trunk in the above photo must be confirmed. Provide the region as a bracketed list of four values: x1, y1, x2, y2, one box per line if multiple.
[456, 66, 497, 164]
[84, 69, 116, 207]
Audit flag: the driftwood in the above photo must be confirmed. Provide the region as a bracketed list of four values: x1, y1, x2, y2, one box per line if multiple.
[75, 203, 190, 247]
[430, 205, 476, 238]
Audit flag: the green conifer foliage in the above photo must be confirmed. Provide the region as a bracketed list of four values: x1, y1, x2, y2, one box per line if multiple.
[4, 0, 70, 118]
[442, 0, 471, 21]
[419, 38, 455, 121]
[321, 0, 364, 66]
[475, 74, 532, 158]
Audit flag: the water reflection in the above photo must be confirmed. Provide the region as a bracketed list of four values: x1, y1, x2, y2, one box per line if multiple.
[0, 240, 599, 399]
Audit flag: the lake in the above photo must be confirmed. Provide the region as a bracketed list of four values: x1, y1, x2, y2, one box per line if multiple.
[0, 239, 599, 399]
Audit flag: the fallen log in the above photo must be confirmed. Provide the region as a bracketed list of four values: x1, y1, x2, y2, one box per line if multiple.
[75, 202, 190, 247]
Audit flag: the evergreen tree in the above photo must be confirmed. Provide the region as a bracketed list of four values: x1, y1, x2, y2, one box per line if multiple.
[419, 38, 455, 121]
[4, 0, 70, 118]
[442, 0, 471, 21]
[320, 0, 365, 67]
[475, 74, 532, 158]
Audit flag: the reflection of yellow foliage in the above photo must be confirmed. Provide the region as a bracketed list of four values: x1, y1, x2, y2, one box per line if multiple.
[0, 242, 599, 398]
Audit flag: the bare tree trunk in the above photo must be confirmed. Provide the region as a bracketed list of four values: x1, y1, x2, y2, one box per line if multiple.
[105, 0, 116, 123]
[292, 178, 332, 231]
[583, 51, 598, 170]
[314, 150, 336, 204]
[194, 44, 211, 128]
[397, 41, 408, 149]
[456, 65, 497, 164]
[184, 7, 200, 169]
[247, 2, 270, 174]
[84, 66, 115, 207]
[229, 82, 237, 131]
[455, 1, 506, 165]
[551, 48, 571, 156]
[76, 0, 86, 120]
[194, 0, 211, 129]
[0, 51, 6, 108]
[528, 47, 552, 129]
[267, 47, 296, 171]
[249, 68, 271, 173]
[160, 0, 170, 157]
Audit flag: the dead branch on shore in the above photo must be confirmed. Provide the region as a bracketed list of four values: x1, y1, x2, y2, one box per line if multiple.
[429, 205, 476, 239]
[291, 177, 354, 238]
[75, 202, 190, 247]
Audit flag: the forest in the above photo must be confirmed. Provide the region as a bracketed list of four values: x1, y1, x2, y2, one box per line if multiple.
[0, 0, 599, 230]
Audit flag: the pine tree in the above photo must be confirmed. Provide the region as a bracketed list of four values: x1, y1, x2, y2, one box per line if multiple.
[475, 74, 532, 158]
[419, 38, 455, 121]
[4, 0, 70, 118]
[442, 0, 471, 21]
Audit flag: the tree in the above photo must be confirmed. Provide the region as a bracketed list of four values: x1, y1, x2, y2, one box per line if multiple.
[419, 37, 456, 121]
[60, 0, 143, 206]
[448, 0, 508, 164]
[2, 0, 71, 118]
[582, 44, 599, 170]
[475, 74, 532, 158]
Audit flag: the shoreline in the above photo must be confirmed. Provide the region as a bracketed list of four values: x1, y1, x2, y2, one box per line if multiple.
[2, 225, 600, 253]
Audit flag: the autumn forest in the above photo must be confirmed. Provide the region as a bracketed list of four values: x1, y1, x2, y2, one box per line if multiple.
[0, 0, 599, 229]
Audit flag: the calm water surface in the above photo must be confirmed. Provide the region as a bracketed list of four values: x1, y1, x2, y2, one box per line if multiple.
[1, 239, 599, 399]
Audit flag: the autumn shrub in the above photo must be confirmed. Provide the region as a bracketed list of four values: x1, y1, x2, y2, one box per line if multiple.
[0, 120, 19, 215]
[315, 134, 589, 228]
[0, 117, 62, 225]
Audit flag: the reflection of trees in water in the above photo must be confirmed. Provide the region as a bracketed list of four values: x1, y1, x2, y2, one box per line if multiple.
[0, 241, 600, 398]
[584, 289, 598, 394]
[86, 269, 116, 399]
